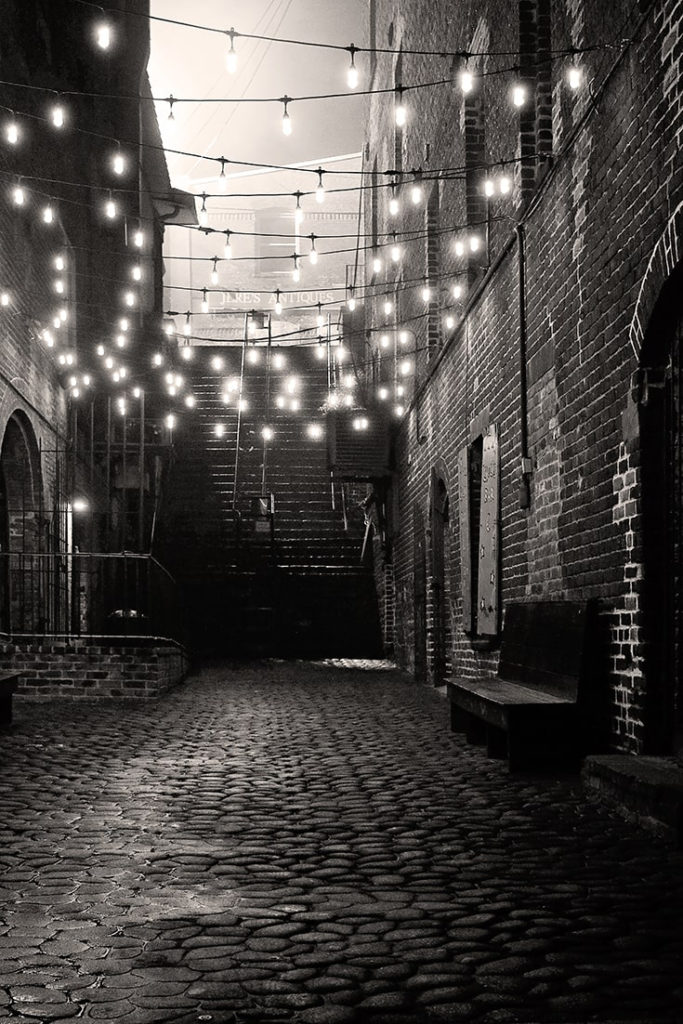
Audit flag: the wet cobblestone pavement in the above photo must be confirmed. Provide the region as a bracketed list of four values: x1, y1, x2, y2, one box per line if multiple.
[1, 660, 682, 1024]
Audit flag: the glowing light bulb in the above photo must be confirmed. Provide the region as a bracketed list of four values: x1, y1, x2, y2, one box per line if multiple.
[290, 399, 300, 412]
[316, 306, 324, 329]
[165, 414, 176, 430]
[215, 423, 225, 438]
[183, 316, 191, 337]
[395, 92, 406, 127]
[247, 348, 260, 365]
[54, 279, 65, 294]
[512, 84, 527, 107]
[391, 242, 401, 263]
[282, 100, 292, 136]
[389, 194, 399, 216]
[105, 356, 114, 369]
[484, 178, 495, 197]
[211, 356, 224, 371]
[124, 290, 136, 307]
[59, 307, 68, 322]
[396, 385, 405, 397]
[568, 65, 582, 90]
[445, 315, 455, 329]
[453, 284, 463, 299]
[411, 184, 423, 205]
[454, 240, 465, 257]
[51, 105, 65, 129]
[201, 290, 209, 314]
[180, 345, 193, 361]
[132, 264, 142, 282]
[1, 292, 10, 307]
[72, 387, 80, 398]
[261, 426, 274, 441]
[422, 282, 431, 302]
[400, 359, 412, 376]
[185, 394, 196, 408]
[116, 334, 126, 348]
[105, 196, 117, 219]
[378, 387, 388, 400]
[96, 22, 112, 50]
[499, 175, 511, 194]
[216, 159, 227, 193]
[211, 258, 219, 285]
[469, 234, 480, 253]
[6, 121, 19, 145]
[133, 228, 144, 247]
[53, 255, 65, 272]
[399, 331, 409, 345]
[82, 374, 91, 386]
[308, 423, 323, 440]
[224, 231, 232, 259]
[383, 300, 393, 316]
[273, 353, 285, 370]
[347, 291, 356, 311]
[461, 69, 474, 93]
[274, 290, 283, 315]
[152, 353, 163, 366]
[395, 404, 404, 417]
[292, 255, 300, 282]
[309, 237, 318, 264]
[347, 48, 359, 89]
[372, 255, 382, 274]
[12, 185, 25, 206]
[226, 29, 237, 73]
[119, 318, 129, 332]
[315, 170, 325, 204]
[113, 152, 125, 175]
[380, 334, 390, 349]
[315, 344, 326, 360]
[42, 205, 54, 224]
[96, 344, 105, 356]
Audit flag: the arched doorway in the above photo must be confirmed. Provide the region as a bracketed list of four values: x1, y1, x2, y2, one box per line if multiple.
[0, 411, 45, 633]
[430, 463, 450, 686]
[639, 267, 683, 755]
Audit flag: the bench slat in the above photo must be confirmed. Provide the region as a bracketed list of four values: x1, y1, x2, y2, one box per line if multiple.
[449, 677, 574, 706]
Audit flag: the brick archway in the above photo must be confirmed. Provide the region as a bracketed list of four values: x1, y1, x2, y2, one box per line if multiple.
[630, 201, 683, 359]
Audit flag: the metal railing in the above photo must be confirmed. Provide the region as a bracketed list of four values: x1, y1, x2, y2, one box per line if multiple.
[0, 551, 183, 642]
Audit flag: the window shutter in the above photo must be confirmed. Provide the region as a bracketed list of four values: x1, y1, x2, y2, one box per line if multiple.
[457, 447, 472, 631]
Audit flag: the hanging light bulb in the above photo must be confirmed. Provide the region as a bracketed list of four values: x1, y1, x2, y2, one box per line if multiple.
[224, 230, 232, 259]
[201, 289, 209, 314]
[185, 394, 196, 408]
[105, 193, 117, 219]
[292, 254, 300, 282]
[119, 318, 129, 332]
[383, 299, 393, 316]
[309, 234, 318, 264]
[394, 87, 406, 127]
[132, 264, 142, 281]
[112, 151, 125, 175]
[316, 303, 324, 329]
[0, 291, 10, 307]
[5, 120, 20, 145]
[167, 95, 175, 121]
[484, 177, 495, 197]
[96, 21, 112, 50]
[124, 290, 136, 306]
[152, 352, 163, 366]
[54, 255, 65, 271]
[294, 191, 304, 227]
[315, 341, 326, 360]
[469, 234, 481, 253]
[12, 184, 25, 206]
[273, 352, 286, 370]
[247, 347, 260, 365]
[411, 181, 423, 205]
[308, 423, 323, 440]
[389, 182, 399, 216]
[165, 414, 176, 430]
[211, 257, 219, 285]
[51, 104, 65, 128]
[460, 69, 474, 93]
[198, 193, 209, 227]
[512, 84, 527, 107]
[499, 174, 511, 195]
[315, 169, 325, 204]
[395, 404, 405, 417]
[226, 28, 238, 73]
[274, 289, 283, 315]
[115, 334, 126, 348]
[372, 254, 382, 274]
[211, 356, 224, 371]
[391, 234, 401, 262]
[378, 387, 389, 401]
[422, 280, 431, 302]
[214, 423, 225, 438]
[180, 344, 193, 361]
[163, 319, 175, 337]
[42, 205, 54, 224]
[133, 225, 144, 247]
[261, 426, 274, 442]
[568, 64, 582, 90]
[59, 307, 68, 322]
[398, 330, 409, 345]
[183, 313, 191, 337]
[452, 283, 463, 299]
[282, 97, 292, 136]
[347, 287, 356, 311]
[454, 239, 465, 257]
[445, 314, 455, 329]
[347, 45, 359, 89]
[216, 157, 227, 193]
[380, 334, 390, 349]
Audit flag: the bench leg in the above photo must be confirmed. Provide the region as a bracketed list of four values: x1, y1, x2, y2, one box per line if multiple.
[465, 716, 487, 746]
[486, 726, 508, 760]
[0, 692, 13, 727]
[450, 703, 469, 733]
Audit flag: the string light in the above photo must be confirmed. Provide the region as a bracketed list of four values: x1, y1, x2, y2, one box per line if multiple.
[452, 283, 464, 299]
[133, 225, 145, 247]
[12, 184, 25, 206]
[309, 234, 318, 264]
[445, 314, 455, 329]
[316, 303, 324, 328]
[273, 352, 286, 370]
[499, 174, 511, 194]
[224, 230, 232, 259]
[197, 192, 208, 226]
[380, 334, 390, 349]
[383, 299, 393, 316]
[421, 279, 431, 302]
[568, 64, 583, 90]
[54, 255, 65, 271]
[185, 394, 196, 408]
[5, 120, 20, 145]
[184, 313, 191, 336]
[484, 177, 495, 197]
[132, 264, 142, 281]
[261, 426, 274, 441]
[211, 356, 224, 371]
[180, 344, 193, 361]
[105, 192, 117, 219]
[50, 104, 65, 129]
[124, 290, 136, 306]
[294, 191, 304, 227]
[0, 292, 10, 307]
[347, 45, 359, 89]
[112, 151, 126, 175]
[411, 178, 423, 204]
[292, 254, 300, 282]
[347, 287, 356, 311]
[307, 423, 323, 440]
[395, 87, 406, 127]
[216, 157, 227, 192]
[389, 182, 399, 216]
[95, 21, 112, 50]
[469, 234, 481, 253]
[460, 68, 474, 93]
[115, 333, 126, 347]
[247, 347, 260, 365]
[226, 28, 238, 73]
[391, 233, 402, 262]
[512, 84, 527, 107]
[214, 423, 225, 438]
[378, 387, 388, 400]
[454, 239, 465, 256]
[42, 204, 54, 224]
[119, 317, 129, 331]
[398, 330, 409, 345]
[353, 416, 369, 431]
[372, 253, 382, 274]
[165, 414, 176, 430]
[315, 169, 325, 204]
[152, 352, 163, 366]
[211, 257, 219, 285]
[400, 359, 413, 376]
[274, 289, 283, 315]
[201, 289, 209, 313]
[282, 97, 292, 136]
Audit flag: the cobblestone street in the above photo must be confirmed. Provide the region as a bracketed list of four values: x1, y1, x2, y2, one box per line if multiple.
[1, 660, 682, 1024]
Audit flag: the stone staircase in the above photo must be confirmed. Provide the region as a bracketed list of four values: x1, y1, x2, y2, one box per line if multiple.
[154, 345, 381, 657]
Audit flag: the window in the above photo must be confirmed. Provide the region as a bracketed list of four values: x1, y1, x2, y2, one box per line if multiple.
[458, 425, 499, 636]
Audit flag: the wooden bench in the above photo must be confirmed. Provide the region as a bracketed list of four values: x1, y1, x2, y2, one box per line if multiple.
[448, 601, 600, 771]
[0, 673, 20, 727]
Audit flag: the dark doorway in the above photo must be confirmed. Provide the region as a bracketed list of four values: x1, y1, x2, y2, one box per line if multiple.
[640, 273, 683, 755]
[413, 505, 427, 681]
[430, 469, 449, 685]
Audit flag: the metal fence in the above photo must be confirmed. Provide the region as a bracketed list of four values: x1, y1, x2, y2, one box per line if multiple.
[0, 551, 183, 642]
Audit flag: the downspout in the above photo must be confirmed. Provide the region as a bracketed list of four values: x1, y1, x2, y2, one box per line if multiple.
[516, 224, 532, 509]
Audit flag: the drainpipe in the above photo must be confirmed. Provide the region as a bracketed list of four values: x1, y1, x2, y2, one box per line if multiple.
[516, 224, 532, 509]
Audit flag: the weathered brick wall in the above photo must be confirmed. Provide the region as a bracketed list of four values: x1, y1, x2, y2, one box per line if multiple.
[0, 636, 189, 699]
[364, 0, 683, 752]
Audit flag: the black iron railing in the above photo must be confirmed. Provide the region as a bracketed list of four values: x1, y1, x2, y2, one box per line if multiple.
[0, 551, 183, 642]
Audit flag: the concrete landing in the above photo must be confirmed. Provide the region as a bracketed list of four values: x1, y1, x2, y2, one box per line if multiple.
[583, 754, 683, 846]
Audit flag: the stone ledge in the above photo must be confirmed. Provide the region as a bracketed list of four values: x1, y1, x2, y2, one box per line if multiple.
[582, 754, 683, 847]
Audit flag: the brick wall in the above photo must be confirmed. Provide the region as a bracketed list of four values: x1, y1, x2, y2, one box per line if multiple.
[364, 0, 683, 753]
[0, 636, 189, 699]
